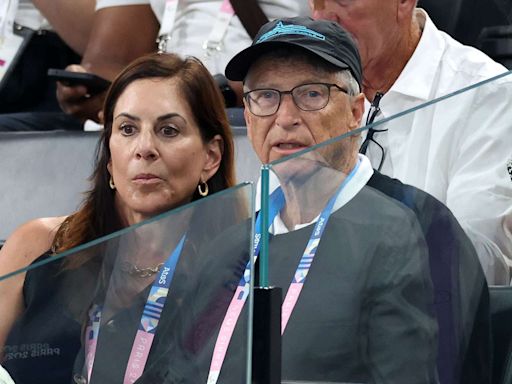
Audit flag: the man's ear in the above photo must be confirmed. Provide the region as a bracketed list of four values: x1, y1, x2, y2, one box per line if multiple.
[397, 0, 417, 22]
[350, 93, 365, 129]
[243, 99, 254, 141]
[312, 0, 325, 11]
[201, 134, 223, 182]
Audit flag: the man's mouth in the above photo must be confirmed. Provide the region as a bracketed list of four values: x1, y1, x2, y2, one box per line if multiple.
[277, 143, 305, 150]
[271, 142, 310, 158]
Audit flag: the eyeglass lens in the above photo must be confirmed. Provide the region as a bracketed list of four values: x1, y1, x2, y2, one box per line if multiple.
[246, 83, 344, 116]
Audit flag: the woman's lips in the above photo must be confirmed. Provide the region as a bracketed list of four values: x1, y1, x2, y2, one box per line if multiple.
[132, 173, 162, 184]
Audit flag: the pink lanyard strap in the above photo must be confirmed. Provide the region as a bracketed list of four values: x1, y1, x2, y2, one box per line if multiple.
[207, 160, 361, 384]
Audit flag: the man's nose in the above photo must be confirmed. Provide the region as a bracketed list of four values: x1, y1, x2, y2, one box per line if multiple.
[275, 94, 301, 128]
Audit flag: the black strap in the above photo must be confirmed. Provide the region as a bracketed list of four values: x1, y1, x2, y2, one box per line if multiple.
[230, 0, 269, 39]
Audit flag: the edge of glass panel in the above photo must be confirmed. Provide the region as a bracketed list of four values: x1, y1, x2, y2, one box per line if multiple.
[0, 181, 254, 282]
[246, 182, 256, 384]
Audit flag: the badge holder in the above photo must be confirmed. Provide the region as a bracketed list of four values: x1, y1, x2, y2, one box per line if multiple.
[0, 23, 34, 93]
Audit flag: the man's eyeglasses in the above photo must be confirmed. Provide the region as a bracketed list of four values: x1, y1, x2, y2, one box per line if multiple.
[359, 92, 387, 171]
[243, 82, 349, 117]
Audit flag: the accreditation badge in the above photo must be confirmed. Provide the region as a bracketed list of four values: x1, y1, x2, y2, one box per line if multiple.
[0, 24, 33, 92]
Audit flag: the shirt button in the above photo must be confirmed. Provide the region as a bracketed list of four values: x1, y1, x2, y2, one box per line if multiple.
[106, 319, 115, 330]
[73, 373, 87, 384]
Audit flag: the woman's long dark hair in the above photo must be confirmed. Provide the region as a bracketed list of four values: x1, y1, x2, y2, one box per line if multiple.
[53, 53, 236, 267]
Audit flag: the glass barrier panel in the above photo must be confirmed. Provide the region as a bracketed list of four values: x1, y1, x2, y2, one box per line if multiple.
[0, 183, 255, 384]
[361, 70, 512, 286]
[258, 127, 488, 383]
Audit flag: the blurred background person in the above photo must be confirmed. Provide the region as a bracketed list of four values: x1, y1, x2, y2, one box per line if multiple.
[311, 0, 512, 285]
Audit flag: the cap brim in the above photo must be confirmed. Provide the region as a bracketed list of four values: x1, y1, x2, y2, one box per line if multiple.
[225, 41, 350, 81]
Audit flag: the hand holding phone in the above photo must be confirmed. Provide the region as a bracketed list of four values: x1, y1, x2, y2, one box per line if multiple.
[48, 68, 111, 95]
[53, 66, 109, 122]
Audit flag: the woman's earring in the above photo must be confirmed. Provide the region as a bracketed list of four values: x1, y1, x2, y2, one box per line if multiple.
[109, 175, 116, 190]
[197, 181, 208, 197]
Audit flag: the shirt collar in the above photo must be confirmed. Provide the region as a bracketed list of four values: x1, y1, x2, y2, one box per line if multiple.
[255, 154, 374, 234]
[387, 9, 445, 103]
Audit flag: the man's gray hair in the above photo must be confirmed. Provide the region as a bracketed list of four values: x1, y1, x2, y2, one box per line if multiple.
[337, 69, 360, 96]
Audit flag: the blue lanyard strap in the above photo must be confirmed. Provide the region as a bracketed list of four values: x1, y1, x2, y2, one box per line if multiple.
[138, 235, 186, 333]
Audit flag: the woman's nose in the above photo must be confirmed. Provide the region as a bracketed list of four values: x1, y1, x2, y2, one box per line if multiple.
[135, 130, 158, 160]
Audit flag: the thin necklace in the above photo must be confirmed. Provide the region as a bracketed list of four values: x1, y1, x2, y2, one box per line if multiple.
[119, 261, 164, 278]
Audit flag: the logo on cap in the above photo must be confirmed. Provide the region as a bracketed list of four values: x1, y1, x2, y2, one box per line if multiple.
[256, 21, 326, 44]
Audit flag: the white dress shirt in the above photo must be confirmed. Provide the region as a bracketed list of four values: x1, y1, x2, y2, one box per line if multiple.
[362, 9, 512, 284]
[0, 364, 15, 384]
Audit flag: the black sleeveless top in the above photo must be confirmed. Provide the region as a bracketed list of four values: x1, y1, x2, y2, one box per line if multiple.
[3, 253, 99, 384]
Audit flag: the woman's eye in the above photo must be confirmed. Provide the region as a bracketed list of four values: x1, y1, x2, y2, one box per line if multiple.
[161, 125, 179, 137]
[120, 124, 136, 135]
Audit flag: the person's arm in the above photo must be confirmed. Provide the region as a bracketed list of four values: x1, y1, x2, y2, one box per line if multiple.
[0, 217, 65, 354]
[56, 4, 159, 122]
[32, 0, 96, 55]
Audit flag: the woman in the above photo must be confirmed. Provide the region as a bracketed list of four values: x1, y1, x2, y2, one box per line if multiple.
[0, 52, 236, 383]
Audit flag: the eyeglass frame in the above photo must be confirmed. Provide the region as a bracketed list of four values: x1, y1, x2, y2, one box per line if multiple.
[359, 92, 387, 171]
[243, 82, 350, 117]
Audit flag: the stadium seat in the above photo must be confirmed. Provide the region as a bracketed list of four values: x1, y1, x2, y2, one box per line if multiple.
[490, 285, 512, 384]
[418, 0, 463, 35]
[419, 0, 511, 48]
[0, 122, 258, 243]
[478, 26, 512, 69]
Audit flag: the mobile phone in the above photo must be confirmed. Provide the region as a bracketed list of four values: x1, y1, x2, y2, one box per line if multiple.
[47, 68, 111, 95]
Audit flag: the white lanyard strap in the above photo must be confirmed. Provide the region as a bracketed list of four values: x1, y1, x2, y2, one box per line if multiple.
[202, 0, 234, 55]
[0, 0, 18, 42]
[157, 0, 234, 54]
[157, 0, 178, 52]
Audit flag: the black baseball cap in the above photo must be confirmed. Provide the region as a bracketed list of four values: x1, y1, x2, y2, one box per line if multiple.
[225, 16, 362, 88]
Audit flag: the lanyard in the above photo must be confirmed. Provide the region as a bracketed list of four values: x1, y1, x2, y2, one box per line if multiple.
[207, 161, 361, 384]
[157, 0, 235, 56]
[84, 235, 186, 384]
[0, 0, 17, 43]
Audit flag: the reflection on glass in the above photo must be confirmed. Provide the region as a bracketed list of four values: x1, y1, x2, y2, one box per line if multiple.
[258, 128, 487, 383]
[0, 183, 254, 384]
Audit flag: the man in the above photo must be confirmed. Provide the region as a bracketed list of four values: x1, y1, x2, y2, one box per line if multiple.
[212, 16, 487, 384]
[311, 0, 512, 284]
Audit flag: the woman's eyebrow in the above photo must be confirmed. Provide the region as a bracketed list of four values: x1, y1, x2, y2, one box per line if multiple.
[156, 113, 185, 121]
[156, 113, 187, 124]
[114, 112, 140, 121]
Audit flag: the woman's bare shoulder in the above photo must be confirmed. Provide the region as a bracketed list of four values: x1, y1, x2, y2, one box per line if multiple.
[0, 216, 67, 273]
